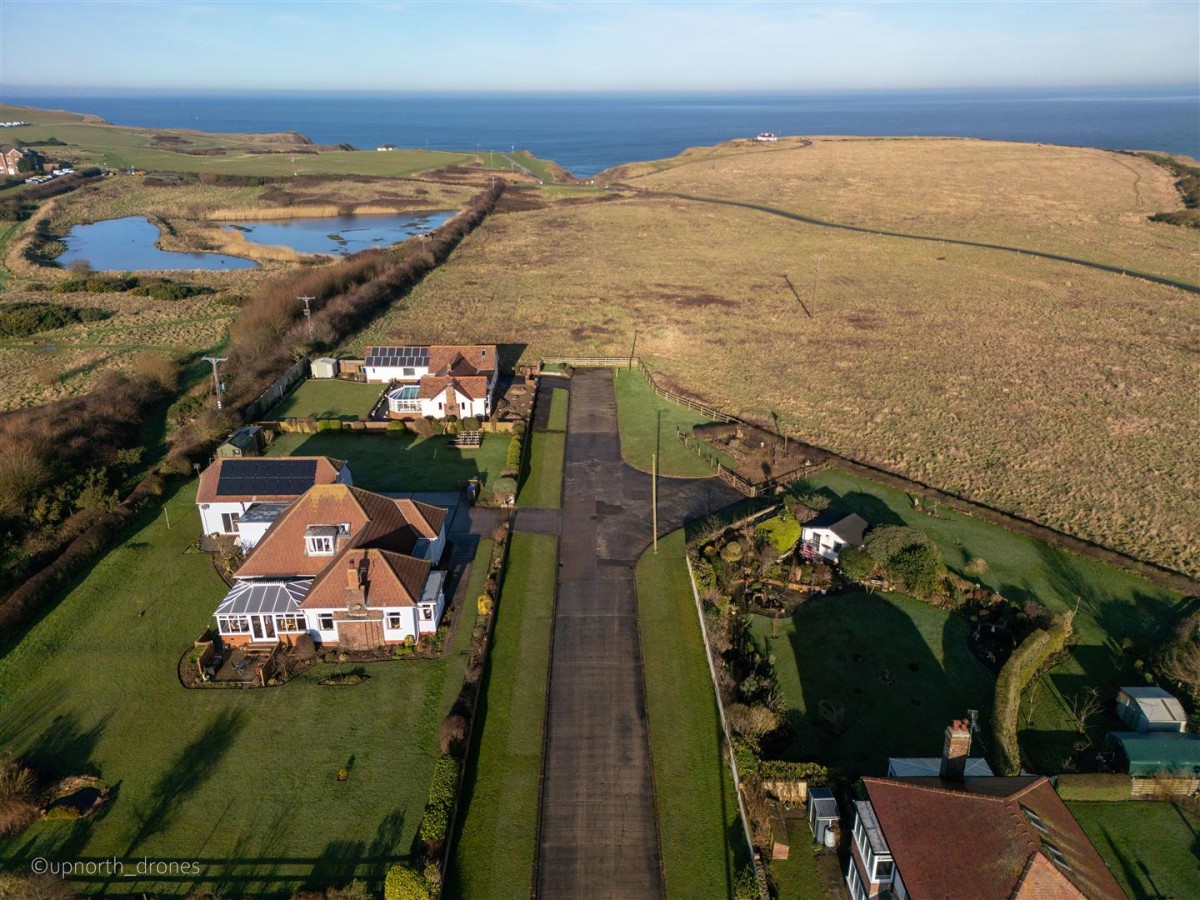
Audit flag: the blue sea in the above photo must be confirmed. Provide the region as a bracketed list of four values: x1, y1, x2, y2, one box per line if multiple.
[8, 88, 1198, 177]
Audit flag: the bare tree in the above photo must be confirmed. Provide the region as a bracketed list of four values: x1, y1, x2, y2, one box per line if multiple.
[1069, 687, 1103, 735]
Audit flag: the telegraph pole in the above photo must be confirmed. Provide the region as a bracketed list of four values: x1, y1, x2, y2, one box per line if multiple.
[651, 452, 658, 555]
[202, 356, 227, 409]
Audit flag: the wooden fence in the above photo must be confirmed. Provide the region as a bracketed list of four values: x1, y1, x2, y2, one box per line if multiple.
[244, 357, 310, 421]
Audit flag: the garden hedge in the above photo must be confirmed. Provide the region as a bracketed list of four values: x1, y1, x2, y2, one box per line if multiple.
[990, 612, 1074, 775]
[418, 754, 460, 850]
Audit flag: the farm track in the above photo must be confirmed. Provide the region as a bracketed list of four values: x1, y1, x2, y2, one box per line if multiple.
[648, 189, 1200, 295]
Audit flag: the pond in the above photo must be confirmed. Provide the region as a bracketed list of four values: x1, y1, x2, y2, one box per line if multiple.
[221, 210, 454, 256]
[58, 216, 256, 271]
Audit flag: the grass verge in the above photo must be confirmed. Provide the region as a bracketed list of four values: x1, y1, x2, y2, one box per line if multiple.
[266, 379, 383, 421]
[636, 529, 745, 898]
[1067, 801, 1200, 900]
[446, 532, 558, 899]
[613, 367, 731, 477]
[0, 481, 470, 896]
[547, 387, 569, 432]
[518, 432, 566, 509]
[267, 431, 511, 492]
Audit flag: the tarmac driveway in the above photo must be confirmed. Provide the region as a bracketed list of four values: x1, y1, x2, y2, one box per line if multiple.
[532, 369, 739, 899]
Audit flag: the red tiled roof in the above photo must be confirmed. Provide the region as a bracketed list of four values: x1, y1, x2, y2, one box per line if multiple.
[418, 374, 490, 402]
[428, 344, 496, 376]
[196, 456, 346, 504]
[236, 484, 445, 580]
[861, 776, 1123, 900]
[300, 547, 431, 609]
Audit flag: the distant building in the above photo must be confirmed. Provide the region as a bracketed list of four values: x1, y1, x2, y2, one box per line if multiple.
[215, 426, 265, 459]
[376, 144, 396, 151]
[2, 146, 44, 177]
[364, 344, 499, 420]
[754, 132, 779, 142]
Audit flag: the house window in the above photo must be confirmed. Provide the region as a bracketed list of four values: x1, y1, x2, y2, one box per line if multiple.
[386, 611, 404, 630]
[219, 615, 250, 633]
[1022, 806, 1049, 834]
[872, 858, 894, 883]
[275, 614, 306, 632]
[1044, 842, 1073, 872]
[438, 402, 444, 411]
[421, 606, 434, 621]
[318, 613, 335, 631]
[221, 512, 241, 533]
[403, 367, 415, 377]
[306, 535, 335, 555]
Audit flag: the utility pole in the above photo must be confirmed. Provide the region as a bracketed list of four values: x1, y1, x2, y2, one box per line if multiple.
[628, 329, 638, 370]
[811, 254, 823, 316]
[202, 356, 227, 409]
[651, 452, 658, 555]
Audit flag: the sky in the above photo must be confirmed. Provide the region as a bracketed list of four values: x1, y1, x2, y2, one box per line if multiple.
[1, 0, 1197, 93]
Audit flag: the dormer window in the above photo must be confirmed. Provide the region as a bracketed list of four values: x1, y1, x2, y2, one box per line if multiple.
[305, 524, 339, 556]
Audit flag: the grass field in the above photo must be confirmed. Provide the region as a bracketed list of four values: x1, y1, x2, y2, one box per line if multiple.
[792, 468, 1186, 774]
[0, 481, 481, 896]
[267, 379, 383, 421]
[636, 530, 746, 899]
[517, 432, 565, 509]
[612, 367, 734, 477]
[768, 820, 829, 900]
[446, 532, 558, 899]
[0, 289, 237, 411]
[0, 103, 476, 178]
[347, 190, 1200, 579]
[609, 136, 1199, 286]
[266, 431, 512, 492]
[752, 590, 994, 777]
[1068, 801, 1200, 900]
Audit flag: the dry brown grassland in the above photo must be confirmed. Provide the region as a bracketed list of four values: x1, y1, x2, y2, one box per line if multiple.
[607, 137, 1199, 285]
[352, 191, 1200, 577]
[0, 288, 239, 410]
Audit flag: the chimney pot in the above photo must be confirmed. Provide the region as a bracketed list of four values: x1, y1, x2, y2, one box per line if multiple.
[940, 717, 972, 781]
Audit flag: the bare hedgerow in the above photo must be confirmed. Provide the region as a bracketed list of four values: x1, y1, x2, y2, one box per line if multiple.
[0, 755, 38, 838]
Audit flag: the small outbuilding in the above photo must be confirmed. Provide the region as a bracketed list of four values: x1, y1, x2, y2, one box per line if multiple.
[1105, 731, 1200, 777]
[311, 357, 341, 380]
[1116, 686, 1187, 733]
[807, 786, 839, 846]
[216, 426, 264, 459]
[800, 511, 869, 564]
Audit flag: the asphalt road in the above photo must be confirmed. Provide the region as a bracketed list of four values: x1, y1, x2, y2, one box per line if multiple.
[530, 369, 739, 899]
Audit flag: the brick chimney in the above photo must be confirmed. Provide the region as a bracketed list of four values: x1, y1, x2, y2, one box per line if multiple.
[346, 558, 362, 589]
[940, 719, 972, 781]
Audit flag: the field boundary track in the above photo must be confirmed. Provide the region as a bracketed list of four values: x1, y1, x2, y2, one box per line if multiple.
[538, 358, 1200, 596]
[647, 190, 1200, 295]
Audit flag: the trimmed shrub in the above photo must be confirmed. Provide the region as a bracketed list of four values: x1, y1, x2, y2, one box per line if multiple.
[838, 546, 876, 581]
[462, 416, 480, 430]
[418, 754, 460, 850]
[991, 612, 1074, 775]
[316, 418, 343, 432]
[439, 713, 469, 757]
[720, 540, 744, 563]
[383, 863, 430, 900]
[887, 542, 944, 595]
[863, 525, 932, 563]
[504, 434, 523, 474]
[386, 420, 409, 438]
[1055, 773, 1132, 802]
[755, 513, 801, 553]
[477, 593, 493, 617]
[493, 476, 517, 504]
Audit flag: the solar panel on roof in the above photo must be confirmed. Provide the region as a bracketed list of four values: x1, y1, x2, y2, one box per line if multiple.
[215, 458, 320, 497]
[365, 346, 428, 367]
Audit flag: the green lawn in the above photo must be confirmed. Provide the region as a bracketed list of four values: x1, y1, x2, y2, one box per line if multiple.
[768, 820, 829, 900]
[0, 481, 480, 896]
[636, 530, 746, 899]
[266, 380, 384, 421]
[791, 469, 1186, 774]
[612, 367, 732, 477]
[547, 387, 569, 432]
[266, 431, 511, 492]
[752, 591, 994, 777]
[447, 533, 558, 899]
[517, 432, 565, 509]
[1067, 801, 1200, 900]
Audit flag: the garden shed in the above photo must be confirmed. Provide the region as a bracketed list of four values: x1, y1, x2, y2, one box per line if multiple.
[216, 426, 264, 458]
[1105, 731, 1200, 777]
[807, 786, 839, 846]
[312, 357, 340, 379]
[1115, 686, 1187, 733]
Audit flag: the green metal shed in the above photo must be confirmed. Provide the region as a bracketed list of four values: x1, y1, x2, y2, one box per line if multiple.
[1105, 731, 1200, 777]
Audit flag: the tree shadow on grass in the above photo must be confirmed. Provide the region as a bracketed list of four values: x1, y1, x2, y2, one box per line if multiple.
[301, 839, 366, 894]
[367, 808, 406, 884]
[123, 708, 246, 856]
[21, 712, 109, 780]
